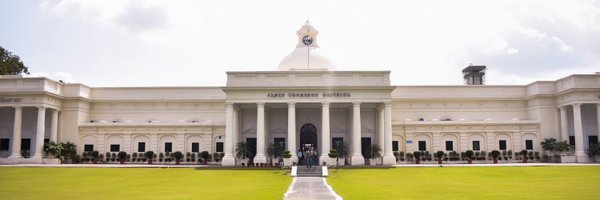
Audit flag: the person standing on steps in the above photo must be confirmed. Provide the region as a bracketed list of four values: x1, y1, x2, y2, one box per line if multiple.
[297, 148, 303, 166]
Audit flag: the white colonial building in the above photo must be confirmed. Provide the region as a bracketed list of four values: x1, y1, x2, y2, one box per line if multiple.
[1, 22, 600, 165]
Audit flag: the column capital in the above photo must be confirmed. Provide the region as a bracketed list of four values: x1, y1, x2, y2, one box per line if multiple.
[322, 101, 330, 106]
[287, 101, 296, 106]
[256, 102, 265, 106]
[572, 103, 582, 108]
[37, 105, 47, 110]
[353, 102, 361, 106]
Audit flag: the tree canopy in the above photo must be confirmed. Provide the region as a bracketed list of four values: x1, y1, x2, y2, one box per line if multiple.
[0, 46, 29, 75]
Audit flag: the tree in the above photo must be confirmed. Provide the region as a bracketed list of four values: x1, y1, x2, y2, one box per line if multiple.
[0, 46, 29, 75]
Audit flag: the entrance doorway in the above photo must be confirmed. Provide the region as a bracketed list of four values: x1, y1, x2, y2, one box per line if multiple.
[300, 123, 318, 150]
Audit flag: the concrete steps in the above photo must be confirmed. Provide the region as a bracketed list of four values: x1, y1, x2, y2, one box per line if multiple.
[295, 166, 323, 177]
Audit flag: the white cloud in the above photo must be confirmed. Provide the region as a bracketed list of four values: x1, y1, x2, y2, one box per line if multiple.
[551, 37, 574, 52]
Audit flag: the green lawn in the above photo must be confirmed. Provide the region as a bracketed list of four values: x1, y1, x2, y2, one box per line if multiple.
[0, 167, 291, 200]
[327, 166, 600, 200]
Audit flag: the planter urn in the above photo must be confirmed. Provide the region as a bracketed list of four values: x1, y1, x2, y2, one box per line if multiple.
[493, 159, 498, 164]
[415, 160, 420, 164]
[467, 159, 472, 164]
[437, 160, 442, 164]
[176, 160, 180, 165]
[148, 160, 153, 164]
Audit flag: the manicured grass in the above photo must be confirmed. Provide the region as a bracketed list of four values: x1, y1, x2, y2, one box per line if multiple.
[0, 167, 291, 200]
[327, 166, 600, 200]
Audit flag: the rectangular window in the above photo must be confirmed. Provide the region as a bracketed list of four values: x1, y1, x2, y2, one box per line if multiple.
[83, 144, 94, 152]
[274, 138, 285, 150]
[472, 141, 480, 151]
[569, 136, 575, 146]
[418, 141, 426, 151]
[110, 144, 120, 152]
[0, 138, 9, 151]
[216, 142, 224, 152]
[499, 140, 507, 150]
[589, 136, 598, 147]
[392, 141, 399, 151]
[332, 138, 343, 149]
[445, 141, 453, 151]
[525, 140, 533, 150]
[21, 138, 31, 151]
[164, 142, 172, 153]
[191, 142, 199, 153]
[138, 142, 145, 152]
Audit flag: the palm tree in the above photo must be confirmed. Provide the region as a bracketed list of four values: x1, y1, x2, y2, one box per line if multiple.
[61, 142, 77, 163]
[235, 142, 251, 160]
[370, 144, 382, 163]
[333, 141, 350, 165]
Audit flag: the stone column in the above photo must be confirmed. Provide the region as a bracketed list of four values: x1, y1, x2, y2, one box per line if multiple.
[559, 106, 569, 141]
[233, 106, 240, 162]
[319, 102, 331, 164]
[222, 103, 235, 166]
[572, 104, 587, 162]
[382, 103, 396, 165]
[32, 106, 46, 159]
[351, 102, 365, 165]
[287, 102, 298, 163]
[597, 104, 600, 139]
[9, 106, 22, 159]
[50, 109, 59, 143]
[254, 103, 267, 164]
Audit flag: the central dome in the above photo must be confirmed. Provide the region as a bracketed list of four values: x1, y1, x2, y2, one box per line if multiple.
[278, 21, 336, 71]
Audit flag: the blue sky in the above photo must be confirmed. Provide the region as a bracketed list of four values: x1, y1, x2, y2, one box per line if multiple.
[1, 0, 599, 87]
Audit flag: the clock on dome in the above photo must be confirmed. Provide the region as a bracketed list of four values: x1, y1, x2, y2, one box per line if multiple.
[302, 35, 313, 46]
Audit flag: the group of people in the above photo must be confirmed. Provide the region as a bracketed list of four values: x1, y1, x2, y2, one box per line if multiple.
[297, 146, 319, 167]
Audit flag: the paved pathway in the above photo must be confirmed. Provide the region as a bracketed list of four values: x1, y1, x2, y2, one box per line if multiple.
[284, 177, 342, 200]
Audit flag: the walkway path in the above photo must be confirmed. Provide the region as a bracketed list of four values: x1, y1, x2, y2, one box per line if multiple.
[284, 177, 342, 200]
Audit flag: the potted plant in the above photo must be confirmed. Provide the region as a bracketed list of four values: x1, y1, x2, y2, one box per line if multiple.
[327, 149, 338, 167]
[145, 151, 154, 164]
[200, 151, 210, 165]
[399, 151, 405, 162]
[491, 150, 500, 164]
[235, 142, 251, 166]
[334, 141, 350, 166]
[370, 144, 382, 165]
[267, 142, 284, 166]
[43, 141, 63, 159]
[282, 150, 292, 166]
[587, 143, 600, 162]
[406, 152, 413, 161]
[507, 150, 513, 160]
[172, 151, 183, 165]
[117, 151, 127, 164]
[435, 151, 445, 164]
[91, 151, 99, 164]
[159, 152, 164, 162]
[186, 152, 191, 162]
[465, 150, 474, 164]
[521, 150, 529, 163]
[413, 151, 421, 164]
[60, 142, 77, 164]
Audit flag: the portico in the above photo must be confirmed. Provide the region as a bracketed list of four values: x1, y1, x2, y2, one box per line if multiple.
[220, 70, 396, 166]
[0, 104, 60, 163]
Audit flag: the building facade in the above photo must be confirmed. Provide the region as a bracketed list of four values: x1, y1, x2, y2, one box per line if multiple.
[1, 22, 600, 165]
